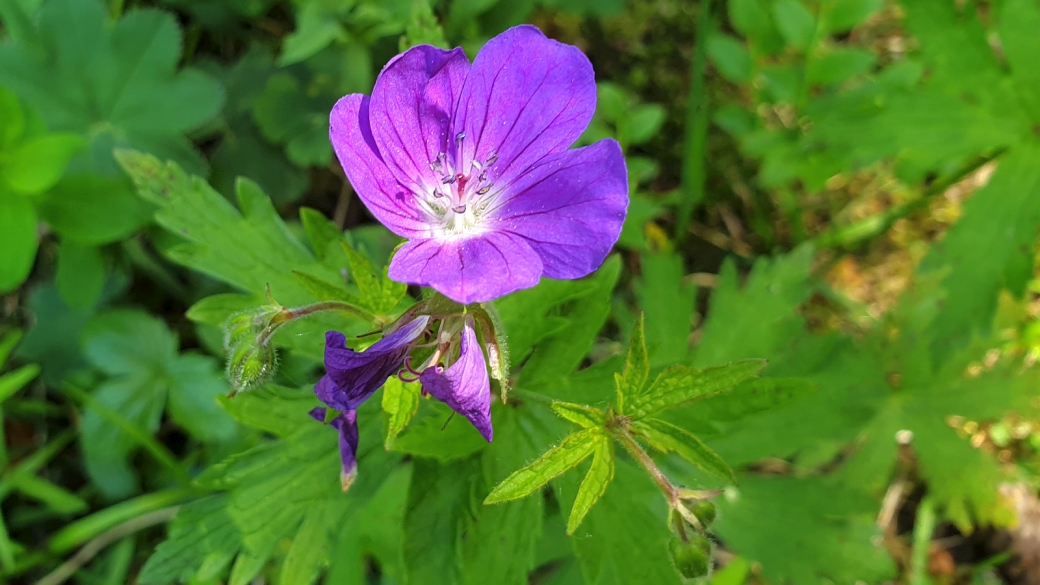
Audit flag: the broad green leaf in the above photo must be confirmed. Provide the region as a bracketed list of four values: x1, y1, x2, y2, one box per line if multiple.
[714, 475, 895, 583]
[219, 385, 317, 437]
[391, 398, 488, 461]
[518, 256, 621, 392]
[34, 174, 152, 244]
[341, 240, 406, 314]
[16, 284, 103, 385]
[550, 401, 605, 429]
[566, 436, 614, 534]
[279, 4, 342, 66]
[460, 406, 557, 585]
[633, 251, 695, 366]
[772, 0, 816, 50]
[631, 418, 736, 485]
[485, 427, 603, 504]
[0, 192, 37, 293]
[252, 72, 333, 167]
[493, 276, 599, 368]
[56, 240, 105, 309]
[186, 293, 264, 327]
[280, 500, 344, 585]
[706, 34, 752, 83]
[627, 360, 765, 420]
[2, 133, 84, 194]
[382, 377, 421, 449]
[729, 0, 785, 54]
[292, 270, 361, 304]
[618, 104, 666, 146]
[681, 377, 816, 424]
[300, 206, 343, 261]
[821, 0, 882, 33]
[138, 496, 242, 585]
[558, 459, 676, 583]
[0, 0, 223, 175]
[998, 0, 1040, 121]
[919, 142, 1040, 361]
[806, 47, 874, 86]
[115, 150, 342, 307]
[615, 314, 649, 406]
[404, 458, 473, 585]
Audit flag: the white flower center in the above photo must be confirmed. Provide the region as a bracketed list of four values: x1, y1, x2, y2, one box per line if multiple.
[416, 133, 499, 238]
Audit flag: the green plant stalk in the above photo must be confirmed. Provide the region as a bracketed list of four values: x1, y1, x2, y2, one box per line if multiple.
[0, 430, 76, 501]
[813, 150, 1005, 249]
[909, 496, 936, 585]
[256, 300, 378, 347]
[47, 489, 193, 554]
[676, 0, 713, 241]
[610, 425, 701, 529]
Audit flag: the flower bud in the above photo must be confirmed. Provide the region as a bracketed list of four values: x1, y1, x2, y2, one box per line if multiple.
[668, 535, 710, 579]
[226, 340, 277, 396]
[692, 500, 716, 527]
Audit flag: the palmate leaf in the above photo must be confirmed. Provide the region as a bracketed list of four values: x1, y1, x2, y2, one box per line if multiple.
[484, 427, 604, 504]
[625, 360, 765, 420]
[631, 418, 736, 485]
[116, 150, 335, 305]
[566, 437, 615, 535]
[0, 0, 222, 175]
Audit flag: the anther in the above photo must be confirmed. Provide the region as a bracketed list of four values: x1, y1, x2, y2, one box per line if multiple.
[441, 175, 457, 185]
[455, 132, 466, 145]
[476, 184, 492, 195]
[485, 152, 498, 166]
[452, 204, 467, 213]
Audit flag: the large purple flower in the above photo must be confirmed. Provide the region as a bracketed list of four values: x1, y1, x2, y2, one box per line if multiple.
[330, 25, 628, 304]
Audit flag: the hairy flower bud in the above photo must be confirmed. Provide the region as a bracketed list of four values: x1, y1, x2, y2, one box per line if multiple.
[668, 535, 711, 579]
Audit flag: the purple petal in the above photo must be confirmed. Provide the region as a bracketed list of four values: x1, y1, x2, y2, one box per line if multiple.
[309, 407, 360, 491]
[451, 25, 596, 187]
[388, 231, 542, 304]
[490, 140, 628, 279]
[316, 316, 430, 410]
[369, 45, 470, 194]
[330, 95, 430, 238]
[419, 318, 493, 441]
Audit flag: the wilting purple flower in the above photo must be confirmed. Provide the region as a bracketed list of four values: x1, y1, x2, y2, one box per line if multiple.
[312, 316, 429, 487]
[330, 25, 628, 304]
[420, 316, 492, 441]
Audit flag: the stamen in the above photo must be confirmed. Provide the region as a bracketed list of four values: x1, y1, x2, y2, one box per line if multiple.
[476, 184, 492, 195]
[452, 204, 467, 213]
[485, 152, 498, 166]
[441, 175, 457, 185]
[471, 160, 483, 172]
[455, 132, 466, 147]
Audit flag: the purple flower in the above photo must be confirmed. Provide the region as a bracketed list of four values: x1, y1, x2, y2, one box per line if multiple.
[330, 25, 629, 304]
[309, 407, 360, 490]
[420, 316, 492, 441]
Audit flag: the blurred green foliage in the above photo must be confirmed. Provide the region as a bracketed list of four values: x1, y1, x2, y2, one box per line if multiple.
[1, 0, 1039, 583]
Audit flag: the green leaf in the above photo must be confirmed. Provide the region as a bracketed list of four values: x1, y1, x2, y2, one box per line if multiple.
[627, 360, 765, 420]
[0, 363, 40, 403]
[557, 459, 677, 583]
[391, 398, 488, 461]
[138, 496, 241, 585]
[10, 473, 88, 514]
[0, 0, 223, 175]
[772, 0, 816, 51]
[56, 240, 105, 309]
[806, 47, 874, 86]
[382, 377, 421, 449]
[707, 34, 753, 83]
[35, 174, 153, 244]
[821, 0, 882, 33]
[0, 192, 37, 293]
[219, 384, 317, 437]
[730, 0, 785, 54]
[2, 133, 84, 194]
[280, 500, 343, 585]
[404, 458, 472, 585]
[631, 418, 736, 485]
[252, 72, 333, 167]
[919, 142, 1040, 360]
[341, 240, 405, 314]
[615, 314, 649, 407]
[493, 276, 599, 368]
[292, 270, 360, 304]
[550, 401, 605, 429]
[633, 251, 696, 366]
[566, 437, 614, 534]
[300, 206, 343, 260]
[687, 377, 816, 424]
[714, 475, 895, 583]
[618, 104, 666, 146]
[485, 427, 604, 504]
[998, 0, 1040, 121]
[279, 4, 342, 66]
[115, 150, 343, 306]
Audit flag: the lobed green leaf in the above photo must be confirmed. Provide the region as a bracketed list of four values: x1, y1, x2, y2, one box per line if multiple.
[484, 427, 604, 504]
[551, 401, 605, 429]
[627, 359, 765, 419]
[631, 418, 737, 485]
[566, 436, 615, 534]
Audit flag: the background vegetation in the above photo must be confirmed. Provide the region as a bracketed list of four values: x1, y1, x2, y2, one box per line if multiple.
[1, 0, 1039, 582]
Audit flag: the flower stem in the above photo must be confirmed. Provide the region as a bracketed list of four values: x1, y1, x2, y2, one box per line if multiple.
[257, 301, 378, 347]
[611, 426, 703, 530]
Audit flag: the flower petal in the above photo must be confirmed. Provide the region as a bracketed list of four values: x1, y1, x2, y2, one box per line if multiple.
[330, 95, 430, 238]
[309, 407, 360, 491]
[491, 140, 628, 279]
[369, 45, 469, 193]
[451, 25, 596, 186]
[316, 316, 430, 410]
[419, 318, 493, 441]
[388, 231, 542, 304]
